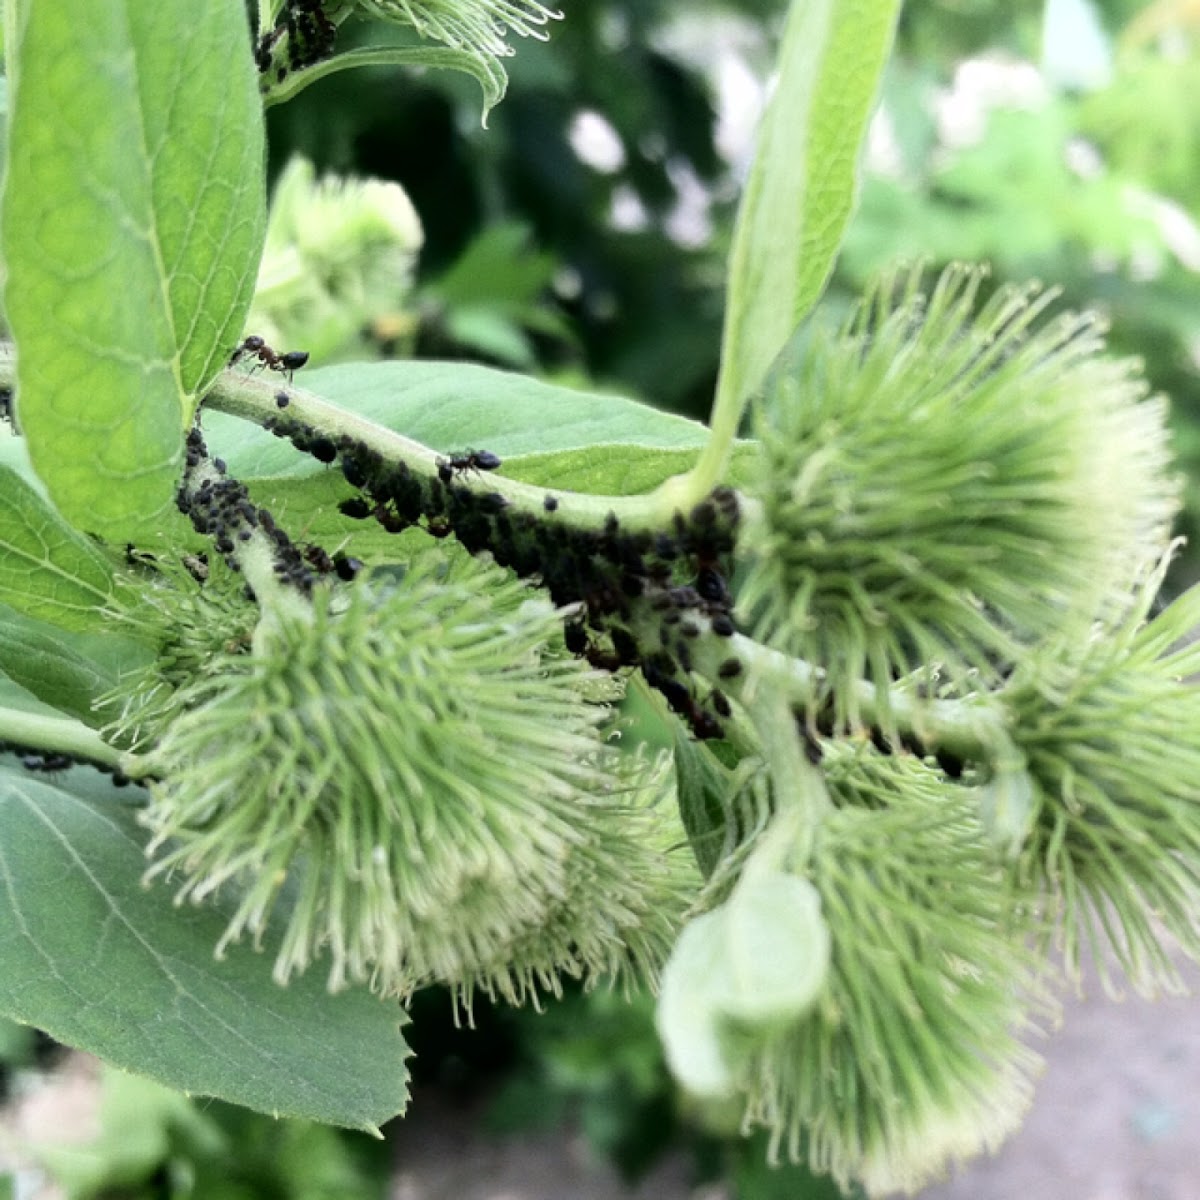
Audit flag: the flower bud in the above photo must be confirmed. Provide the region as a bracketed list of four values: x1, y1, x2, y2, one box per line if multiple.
[140, 557, 692, 1000]
[739, 264, 1178, 731]
[1005, 552, 1200, 993]
[699, 746, 1043, 1195]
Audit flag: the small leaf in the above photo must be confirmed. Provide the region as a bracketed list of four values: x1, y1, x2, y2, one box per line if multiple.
[0, 465, 117, 630]
[0, 767, 410, 1130]
[0, 602, 153, 726]
[2, 0, 266, 541]
[655, 909, 738, 1100]
[717, 0, 901, 412]
[720, 872, 830, 1029]
[672, 730, 749, 879]
[657, 874, 831, 1101]
[0, 670, 66, 719]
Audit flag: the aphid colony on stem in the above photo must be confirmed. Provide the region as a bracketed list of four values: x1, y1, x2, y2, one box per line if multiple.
[192, 388, 747, 743]
[189, 404, 749, 746]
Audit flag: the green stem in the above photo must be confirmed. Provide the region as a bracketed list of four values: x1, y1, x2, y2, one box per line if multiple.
[748, 691, 830, 869]
[674, 365, 746, 505]
[178, 457, 311, 636]
[205, 369, 686, 532]
[677, 619, 1009, 766]
[0, 708, 126, 772]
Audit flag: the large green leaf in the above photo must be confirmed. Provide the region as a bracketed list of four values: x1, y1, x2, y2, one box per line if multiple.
[0, 602, 153, 725]
[207, 362, 762, 561]
[0, 464, 117, 630]
[214, 361, 729, 475]
[2, 0, 266, 541]
[717, 0, 901, 412]
[0, 765, 410, 1130]
[205, 362, 758, 553]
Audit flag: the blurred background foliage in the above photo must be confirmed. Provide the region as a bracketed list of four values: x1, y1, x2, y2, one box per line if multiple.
[7, 0, 1200, 1196]
[265, 0, 1200, 576]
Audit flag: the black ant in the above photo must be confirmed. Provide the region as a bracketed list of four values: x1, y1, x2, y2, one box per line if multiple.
[436, 448, 502, 482]
[229, 335, 310, 382]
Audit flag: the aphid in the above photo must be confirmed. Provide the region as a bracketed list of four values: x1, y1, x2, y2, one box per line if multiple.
[611, 627, 640, 666]
[690, 708, 724, 741]
[653, 533, 678, 561]
[675, 639, 693, 673]
[585, 645, 622, 672]
[275, 391, 290, 408]
[696, 566, 731, 607]
[659, 677, 691, 715]
[373, 501, 408, 534]
[302, 544, 334, 574]
[543, 495, 559, 512]
[717, 657, 742, 679]
[310, 437, 337, 464]
[333, 553, 363, 582]
[468, 449, 502, 472]
[710, 614, 736, 637]
[339, 497, 371, 520]
[341, 457, 368, 489]
[229, 335, 310, 382]
[710, 689, 732, 718]
[669, 586, 702, 609]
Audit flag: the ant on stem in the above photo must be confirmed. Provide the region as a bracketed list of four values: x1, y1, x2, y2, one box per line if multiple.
[229, 335, 310, 383]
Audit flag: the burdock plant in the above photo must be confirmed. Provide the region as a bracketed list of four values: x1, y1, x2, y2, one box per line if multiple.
[2, 0, 1199, 1196]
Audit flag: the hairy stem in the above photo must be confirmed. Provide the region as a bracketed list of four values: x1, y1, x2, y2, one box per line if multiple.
[204, 368, 687, 531]
[677, 618, 1009, 766]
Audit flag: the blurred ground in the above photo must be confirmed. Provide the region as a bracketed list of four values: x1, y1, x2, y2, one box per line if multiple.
[386, 962, 1200, 1200]
[4, 961, 1200, 1200]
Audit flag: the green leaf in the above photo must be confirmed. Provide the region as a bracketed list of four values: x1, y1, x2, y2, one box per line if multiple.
[720, 872, 830, 1029]
[657, 874, 830, 1101]
[0, 767, 410, 1131]
[0, 465, 117, 630]
[0, 1014, 35, 1065]
[655, 909, 737, 1100]
[2, 0, 266, 541]
[0, 602, 153, 726]
[717, 0, 901, 411]
[205, 363, 758, 549]
[0, 669, 66, 719]
[672, 730, 741, 879]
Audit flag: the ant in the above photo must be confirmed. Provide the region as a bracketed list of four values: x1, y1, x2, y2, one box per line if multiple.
[435, 448, 502, 483]
[229, 335, 310, 382]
